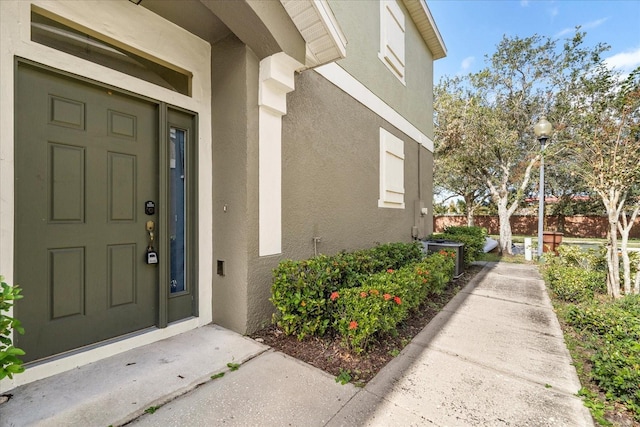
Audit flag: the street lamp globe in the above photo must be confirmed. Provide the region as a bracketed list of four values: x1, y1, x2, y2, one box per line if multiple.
[534, 115, 552, 144]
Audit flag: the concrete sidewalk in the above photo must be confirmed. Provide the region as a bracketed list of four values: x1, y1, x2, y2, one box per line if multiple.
[0, 262, 594, 426]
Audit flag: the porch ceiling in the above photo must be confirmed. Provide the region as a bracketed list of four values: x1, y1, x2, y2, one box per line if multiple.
[140, 0, 231, 45]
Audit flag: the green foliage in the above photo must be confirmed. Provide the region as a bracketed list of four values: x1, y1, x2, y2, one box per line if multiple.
[543, 245, 607, 302]
[578, 388, 613, 426]
[545, 247, 640, 420]
[331, 254, 454, 353]
[270, 242, 423, 340]
[1, 276, 26, 380]
[227, 362, 240, 371]
[427, 225, 487, 266]
[564, 297, 640, 419]
[545, 267, 606, 303]
[335, 369, 352, 385]
[270, 242, 455, 356]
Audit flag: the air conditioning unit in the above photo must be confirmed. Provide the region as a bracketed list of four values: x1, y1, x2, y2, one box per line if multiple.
[421, 240, 465, 278]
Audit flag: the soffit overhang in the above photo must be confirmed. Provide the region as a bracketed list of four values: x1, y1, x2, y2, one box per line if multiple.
[401, 0, 447, 60]
[280, 0, 347, 69]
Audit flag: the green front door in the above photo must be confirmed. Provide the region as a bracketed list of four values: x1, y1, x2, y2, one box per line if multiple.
[14, 63, 160, 362]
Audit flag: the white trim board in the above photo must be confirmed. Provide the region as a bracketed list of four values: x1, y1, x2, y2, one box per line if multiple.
[315, 62, 434, 152]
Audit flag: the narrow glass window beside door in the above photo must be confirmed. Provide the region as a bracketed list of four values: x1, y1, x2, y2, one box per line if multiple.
[170, 127, 187, 294]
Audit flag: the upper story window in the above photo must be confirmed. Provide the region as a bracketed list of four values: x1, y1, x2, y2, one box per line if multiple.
[379, 0, 406, 84]
[30, 9, 192, 96]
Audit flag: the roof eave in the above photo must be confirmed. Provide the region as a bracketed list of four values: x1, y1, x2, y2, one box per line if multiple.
[401, 0, 447, 60]
[280, 0, 347, 70]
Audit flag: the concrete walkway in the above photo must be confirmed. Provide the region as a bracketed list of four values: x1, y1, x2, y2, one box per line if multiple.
[0, 262, 594, 426]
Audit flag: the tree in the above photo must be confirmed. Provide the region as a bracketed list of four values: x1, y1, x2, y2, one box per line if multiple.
[436, 35, 561, 253]
[563, 65, 640, 297]
[433, 77, 490, 226]
[434, 31, 615, 255]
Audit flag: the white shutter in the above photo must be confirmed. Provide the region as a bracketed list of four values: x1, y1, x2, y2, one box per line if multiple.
[379, 128, 405, 208]
[381, 1, 405, 80]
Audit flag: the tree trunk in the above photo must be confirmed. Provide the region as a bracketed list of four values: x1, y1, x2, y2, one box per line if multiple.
[466, 210, 475, 227]
[497, 200, 512, 255]
[618, 205, 640, 295]
[607, 218, 621, 298]
[635, 257, 640, 294]
[464, 194, 476, 227]
[620, 236, 631, 295]
[619, 220, 632, 295]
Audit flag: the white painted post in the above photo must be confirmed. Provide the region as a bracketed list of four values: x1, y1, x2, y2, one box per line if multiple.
[524, 238, 532, 261]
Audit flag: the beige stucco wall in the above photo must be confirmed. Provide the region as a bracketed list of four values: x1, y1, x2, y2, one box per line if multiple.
[327, 0, 435, 138]
[243, 69, 434, 333]
[210, 35, 254, 333]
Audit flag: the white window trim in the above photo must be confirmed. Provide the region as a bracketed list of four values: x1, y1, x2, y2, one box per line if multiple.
[379, 0, 406, 85]
[378, 128, 405, 209]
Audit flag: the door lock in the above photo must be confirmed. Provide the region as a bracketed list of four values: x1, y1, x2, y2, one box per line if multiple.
[145, 221, 158, 264]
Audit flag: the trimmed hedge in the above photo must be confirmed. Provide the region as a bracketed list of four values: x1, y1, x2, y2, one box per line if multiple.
[331, 253, 454, 353]
[270, 242, 423, 339]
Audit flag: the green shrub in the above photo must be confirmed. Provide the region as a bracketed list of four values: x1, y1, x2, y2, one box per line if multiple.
[592, 339, 640, 419]
[426, 226, 486, 266]
[270, 242, 423, 339]
[542, 245, 607, 303]
[331, 253, 454, 353]
[561, 296, 640, 420]
[546, 245, 606, 272]
[1, 276, 25, 380]
[545, 266, 606, 303]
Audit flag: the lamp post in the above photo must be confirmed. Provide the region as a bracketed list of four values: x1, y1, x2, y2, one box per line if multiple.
[534, 116, 552, 258]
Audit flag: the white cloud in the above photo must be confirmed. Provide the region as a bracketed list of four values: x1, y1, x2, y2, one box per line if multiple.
[461, 56, 475, 70]
[554, 27, 573, 38]
[604, 47, 640, 72]
[582, 17, 608, 30]
[554, 18, 607, 39]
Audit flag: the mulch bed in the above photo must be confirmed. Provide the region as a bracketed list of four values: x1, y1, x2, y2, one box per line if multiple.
[251, 264, 484, 385]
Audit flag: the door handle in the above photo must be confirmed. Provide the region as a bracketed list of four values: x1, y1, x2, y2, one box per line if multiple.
[146, 221, 155, 244]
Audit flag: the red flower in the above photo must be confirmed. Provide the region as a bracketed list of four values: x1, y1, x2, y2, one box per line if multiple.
[330, 291, 339, 301]
[383, 293, 392, 300]
[360, 291, 368, 298]
[394, 296, 402, 305]
[349, 321, 358, 330]
[369, 289, 379, 296]
[387, 268, 394, 273]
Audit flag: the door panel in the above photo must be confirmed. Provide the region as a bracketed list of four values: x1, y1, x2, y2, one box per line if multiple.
[15, 64, 159, 362]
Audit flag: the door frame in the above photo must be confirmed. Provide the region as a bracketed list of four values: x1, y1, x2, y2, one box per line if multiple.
[14, 58, 198, 335]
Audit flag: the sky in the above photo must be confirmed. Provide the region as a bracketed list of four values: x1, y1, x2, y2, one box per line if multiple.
[427, 0, 640, 83]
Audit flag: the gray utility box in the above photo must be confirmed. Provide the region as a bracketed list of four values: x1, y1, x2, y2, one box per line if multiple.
[421, 240, 465, 278]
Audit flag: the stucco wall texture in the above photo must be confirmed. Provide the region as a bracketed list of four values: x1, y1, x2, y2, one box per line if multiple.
[328, 0, 434, 137]
[243, 69, 434, 333]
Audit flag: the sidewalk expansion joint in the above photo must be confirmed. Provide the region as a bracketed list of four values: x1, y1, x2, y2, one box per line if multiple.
[429, 345, 581, 398]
